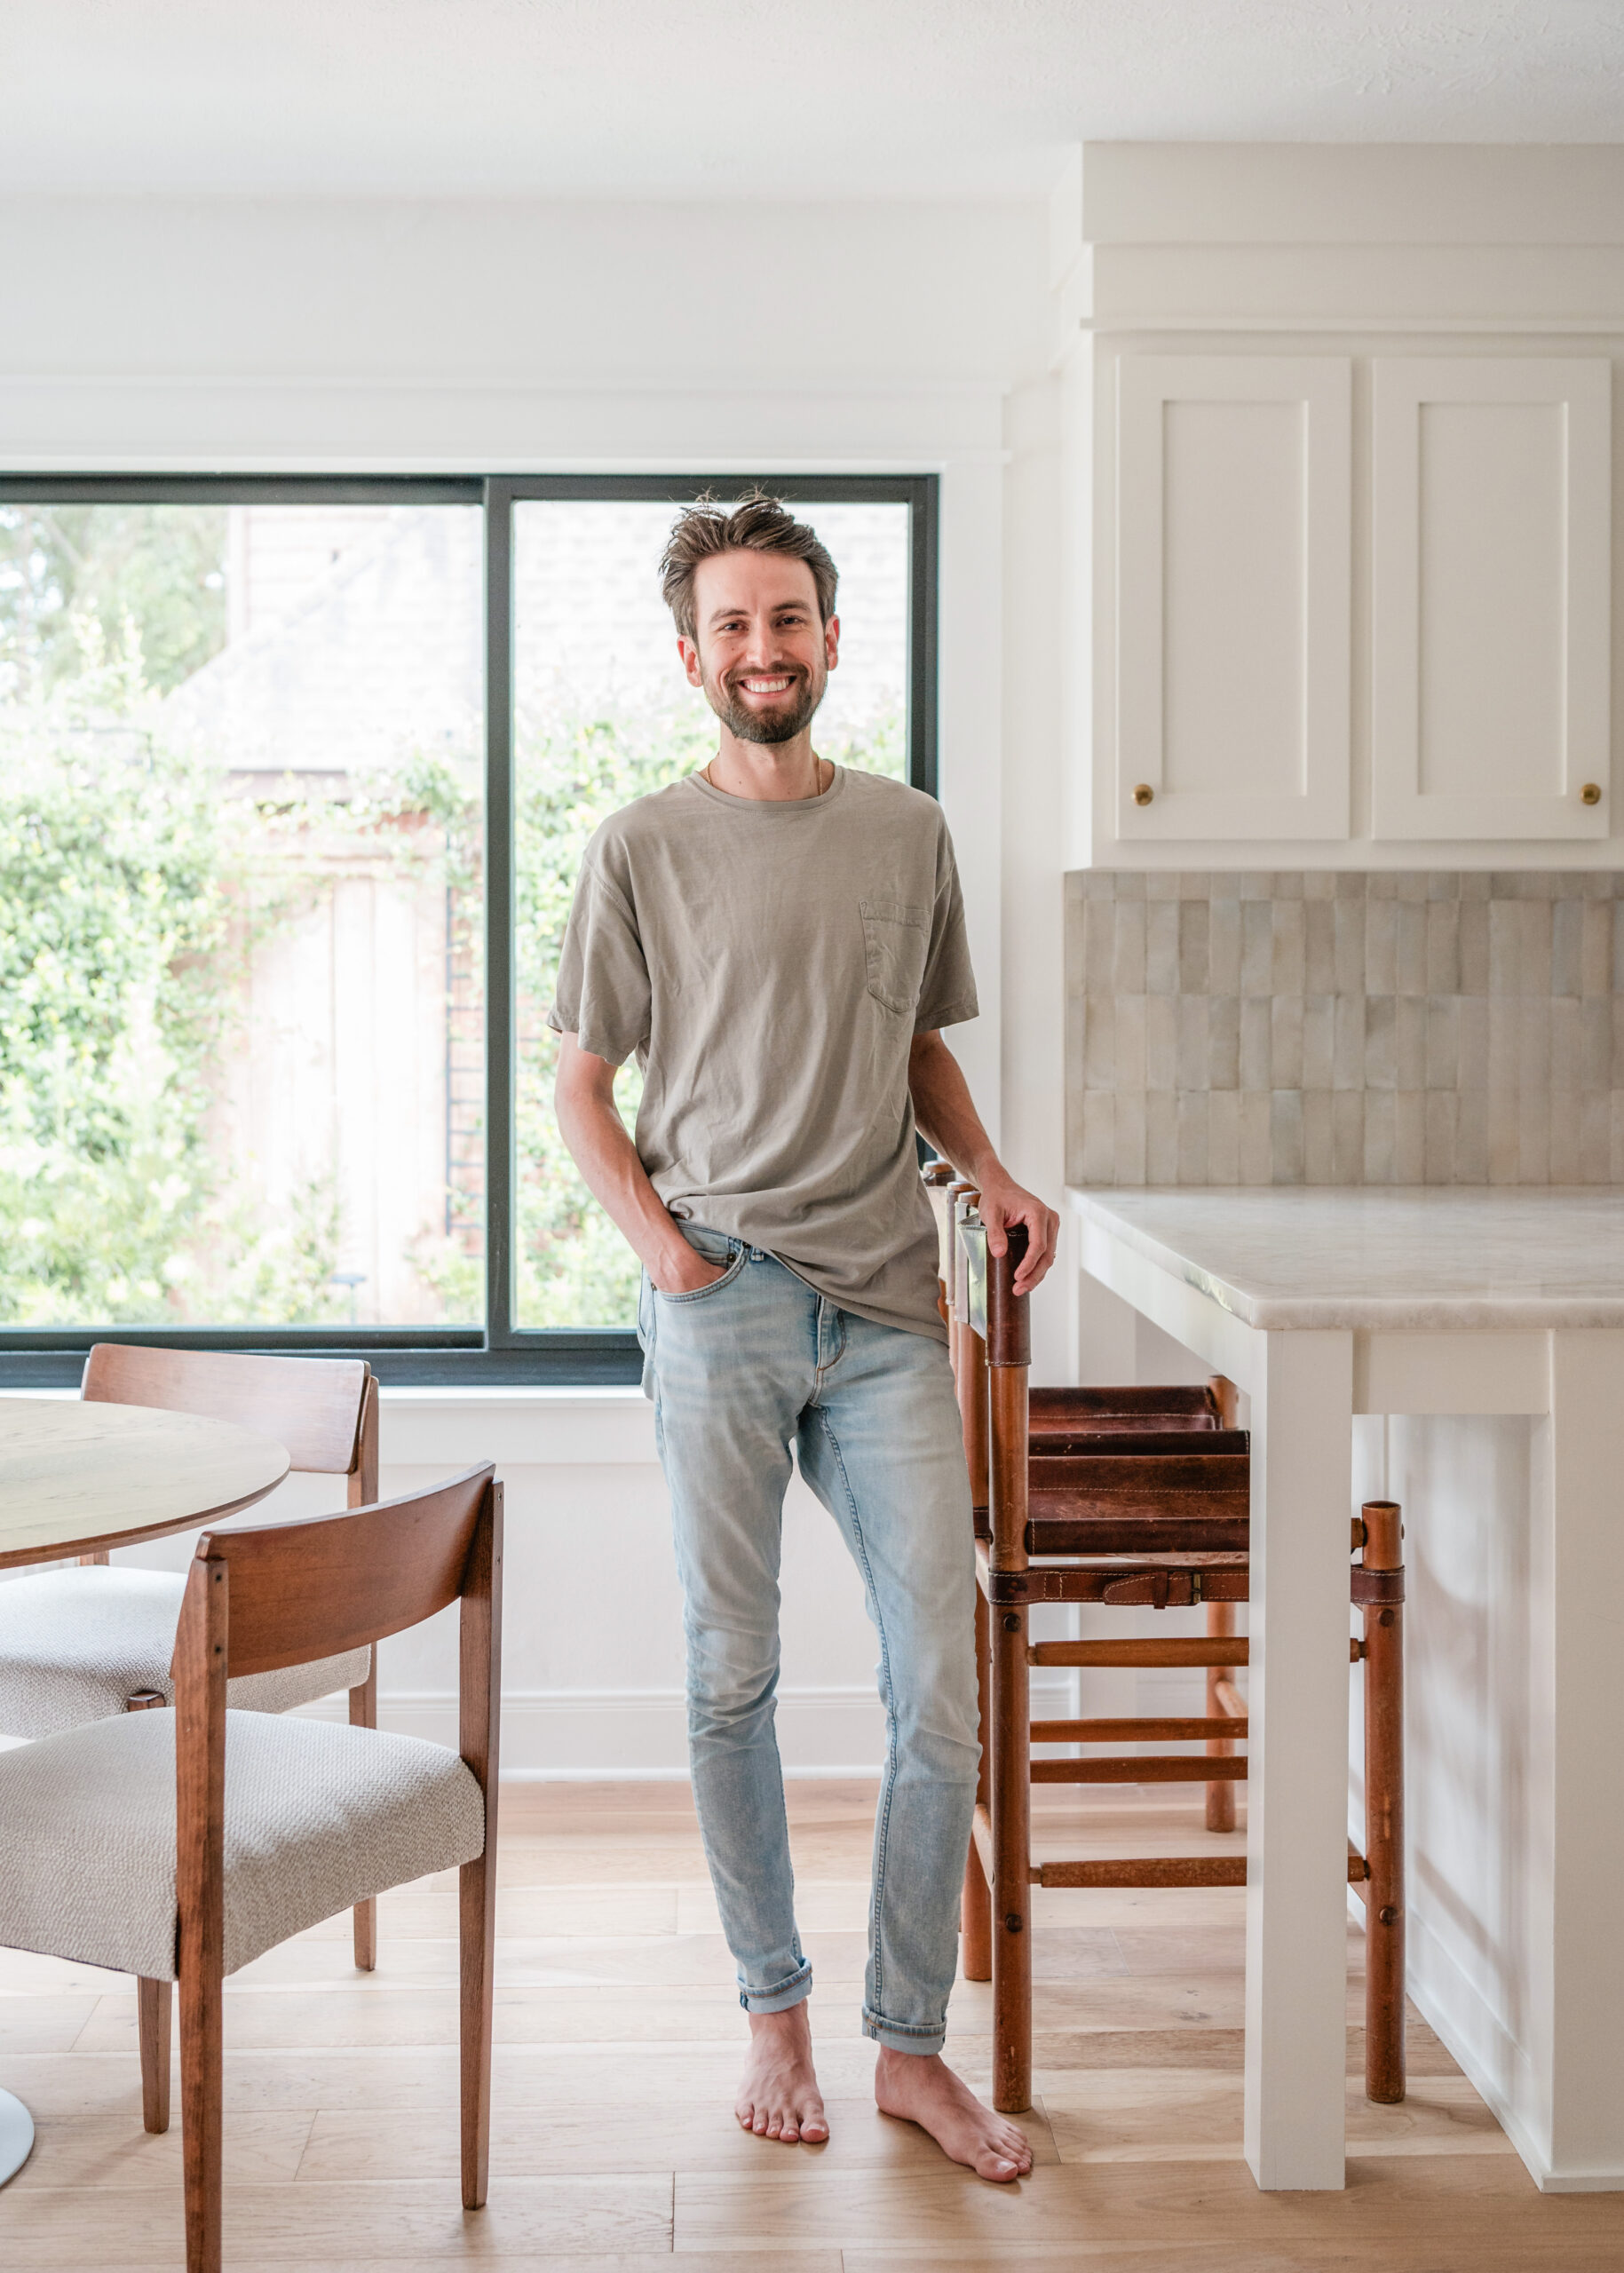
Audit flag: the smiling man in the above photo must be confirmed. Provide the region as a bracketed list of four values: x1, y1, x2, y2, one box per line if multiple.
[550, 493, 1056, 2182]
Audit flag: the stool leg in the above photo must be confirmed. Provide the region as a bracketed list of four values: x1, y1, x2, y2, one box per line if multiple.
[1362, 1501, 1406, 2103]
[350, 1657, 379, 1971]
[962, 1587, 993, 1981]
[125, 1690, 172, 2132]
[1205, 1601, 1238, 1833]
[991, 1597, 1031, 2113]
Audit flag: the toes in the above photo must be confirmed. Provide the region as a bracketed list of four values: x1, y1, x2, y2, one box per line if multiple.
[752, 2110, 770, 2135]
[800, 2115, 829, 2143]
[979, 2150, 1020, 2182]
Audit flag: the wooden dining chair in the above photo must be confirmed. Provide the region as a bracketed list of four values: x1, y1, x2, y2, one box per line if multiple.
[0, 1464, 502, 2273]
[934, 1187, 1406, 2119]
[0, 1345, 382, 2133]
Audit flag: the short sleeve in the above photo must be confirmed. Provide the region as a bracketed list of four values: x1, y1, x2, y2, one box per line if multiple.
[546, 859, 651, 1067]
[914, 827, 978, 1034]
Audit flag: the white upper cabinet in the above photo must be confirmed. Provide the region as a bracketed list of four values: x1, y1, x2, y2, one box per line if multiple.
[1115, 355, 1351, 842]
[1370, 358, 1612, 842]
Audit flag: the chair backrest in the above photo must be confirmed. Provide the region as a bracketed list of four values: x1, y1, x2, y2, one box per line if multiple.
[179, 1464, 497, 1683]
[83, 1345, 374, 1486]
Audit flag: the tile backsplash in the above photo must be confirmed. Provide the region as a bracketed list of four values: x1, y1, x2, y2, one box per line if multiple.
[1065, 871, 1624, 1187]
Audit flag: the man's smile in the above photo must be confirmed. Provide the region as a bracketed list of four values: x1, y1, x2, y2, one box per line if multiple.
[735, 674, 797, 695]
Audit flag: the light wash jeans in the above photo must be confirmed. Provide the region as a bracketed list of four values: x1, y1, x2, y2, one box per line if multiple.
[639, 1227, 979, 2055]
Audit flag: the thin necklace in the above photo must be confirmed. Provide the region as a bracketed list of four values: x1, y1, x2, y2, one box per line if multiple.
[705, 756, 828, 796]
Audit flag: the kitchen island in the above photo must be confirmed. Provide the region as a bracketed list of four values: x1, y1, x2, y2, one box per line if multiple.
[1070, 1187, 1624, 2195]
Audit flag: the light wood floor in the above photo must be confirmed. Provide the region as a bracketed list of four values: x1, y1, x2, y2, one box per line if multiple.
[3, 1778, 1621, 2269]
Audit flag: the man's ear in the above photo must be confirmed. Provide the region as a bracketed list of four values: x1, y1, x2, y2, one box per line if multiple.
[677, 635, 703, 690]
[824, 613, 840, 672]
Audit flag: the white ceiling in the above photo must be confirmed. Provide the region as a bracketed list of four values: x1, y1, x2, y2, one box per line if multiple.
[4, 0, 1622, 200]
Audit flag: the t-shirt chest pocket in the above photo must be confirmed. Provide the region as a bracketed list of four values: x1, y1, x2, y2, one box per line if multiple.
[860, 899, 930, 1017]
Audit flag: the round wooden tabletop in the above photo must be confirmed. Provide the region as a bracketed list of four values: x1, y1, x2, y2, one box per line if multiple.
[0, 1398, 291, 1569]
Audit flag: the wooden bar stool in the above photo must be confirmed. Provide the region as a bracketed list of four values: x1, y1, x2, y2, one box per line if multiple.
[929, 1182, 1406, 2119]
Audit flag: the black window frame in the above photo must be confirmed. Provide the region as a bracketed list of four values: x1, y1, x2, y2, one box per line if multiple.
[0, 469, 940, 1385]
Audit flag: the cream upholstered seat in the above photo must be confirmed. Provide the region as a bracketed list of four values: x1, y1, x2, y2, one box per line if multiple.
[0, 1567, 369, 1738]
[0, 1705, 481, 1980]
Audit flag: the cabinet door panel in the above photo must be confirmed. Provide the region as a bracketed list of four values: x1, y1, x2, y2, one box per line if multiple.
[1117, 355, 1351, 842]
[1372, 358, 1611, 841]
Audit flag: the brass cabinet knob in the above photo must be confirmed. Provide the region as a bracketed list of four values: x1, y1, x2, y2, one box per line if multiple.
[1581, 782, 1603, 805]
[1132, 783, 1154, 807]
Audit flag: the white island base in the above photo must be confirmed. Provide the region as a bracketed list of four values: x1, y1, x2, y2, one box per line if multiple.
[1070, 1187, 1624, 2195]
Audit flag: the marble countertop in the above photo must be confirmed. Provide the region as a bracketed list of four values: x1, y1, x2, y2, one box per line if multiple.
[1068, 1187, 1624, 1331]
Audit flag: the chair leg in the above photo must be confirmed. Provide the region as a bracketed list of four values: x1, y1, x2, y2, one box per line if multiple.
[1204, 1602, 1238, 1833]
[991, 1597, 1032, 2114]
[179, 1928, 224, 2273]
[1361, 1501, 1406, 2104]
[962, 1587, 993, 1981]
[460, 1846, 496, 2210]
[124, 1690, 173, 2130]
[138, 1976, 172, 2134]
[349, 1658, 379, 1972]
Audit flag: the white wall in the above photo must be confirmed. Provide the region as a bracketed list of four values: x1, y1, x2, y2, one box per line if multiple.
[1, 190, 1066, 1770]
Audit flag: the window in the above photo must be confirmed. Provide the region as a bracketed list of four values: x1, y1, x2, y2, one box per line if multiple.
[0, 474, 938, 1382]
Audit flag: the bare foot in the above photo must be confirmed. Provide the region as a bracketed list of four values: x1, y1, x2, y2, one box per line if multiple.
[734, 2003, 828, 2145]
[874, 2047, 1033, 2182]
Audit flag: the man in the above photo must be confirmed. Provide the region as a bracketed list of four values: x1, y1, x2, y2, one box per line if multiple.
[551, 493, 1057, 2182]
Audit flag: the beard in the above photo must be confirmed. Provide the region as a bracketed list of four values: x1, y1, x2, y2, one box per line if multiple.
[705, 663, 826, 745]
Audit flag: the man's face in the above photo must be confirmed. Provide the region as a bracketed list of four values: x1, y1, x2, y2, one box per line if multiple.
[679, 550, 839, 745]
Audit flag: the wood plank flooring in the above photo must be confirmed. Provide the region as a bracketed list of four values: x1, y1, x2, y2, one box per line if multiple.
[2, 1778, 1620, 2269]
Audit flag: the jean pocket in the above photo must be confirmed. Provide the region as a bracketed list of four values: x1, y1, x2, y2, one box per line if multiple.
[654, 1242, 749, 1304]
[860, 899, 930, 1017]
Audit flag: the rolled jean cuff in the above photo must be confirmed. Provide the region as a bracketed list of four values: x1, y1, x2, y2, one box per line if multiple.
[862, 2007, 947, 2056]
[739, 1960, 814, 2016]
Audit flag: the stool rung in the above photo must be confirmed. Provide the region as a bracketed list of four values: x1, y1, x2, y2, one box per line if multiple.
[1036, 1857, 1248, 1889]
[1029, 1638, 1249, 1668]
[1032, 1715, 1248, 1744]
[1033, 1755, 1248, 1785]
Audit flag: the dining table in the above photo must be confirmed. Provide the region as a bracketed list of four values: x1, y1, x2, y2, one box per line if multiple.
[0, 1395, 290, 2186]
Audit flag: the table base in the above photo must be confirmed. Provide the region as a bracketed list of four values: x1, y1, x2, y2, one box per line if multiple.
[0, 2087, 34, 2184]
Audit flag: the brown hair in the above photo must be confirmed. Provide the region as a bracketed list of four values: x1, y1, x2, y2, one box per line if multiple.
[659, 491, 838, 641]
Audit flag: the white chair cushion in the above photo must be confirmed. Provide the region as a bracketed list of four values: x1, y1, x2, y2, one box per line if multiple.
[0, 1707, 484, 1979]
[0, 1568, 370, 1738]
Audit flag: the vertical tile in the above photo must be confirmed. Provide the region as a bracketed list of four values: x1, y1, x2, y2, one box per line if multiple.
[1517, 1085, 1549, 1185]
[1424, 900, 1460, 995]
[1239, 1093, 1272, 1184]
[1549, 1087, 1580, 1184]
[1332, 1091, 1366, 1184]
[1079, 1091, 1116, 1184]
[1457, 995, 1489, 1093]
[1365, 996, 1397, 1091]
[1335, 869, 1367, 899]
[1486, 1048, 1519, 1184]
[1580, 997, 1611, 1089]
[1115, 994, 1147, 1094]
[1113, 899, 1146, 994]
[1145, 994, 1177, 1091]
[1425, 996, 1458, 1090]
[1238, 871, 1275, 902]
[1615, 899, 1624, 994]
[1518, 997, 1550, 1100]
[1176, 995, 1210, 1093]
[1114, 870, 1145, 900]
[1272, 871, 1304, 900]
[1271, 994, 1304, 1090]
[1081, 897, 1113, 994]
[1458, 870, 1490, 900]
[1580, 899, 1612, 995]
[1146, 869, 1181, 900]
[1521, 899, 1553, 998]
[1487, 899, 1519, 996]
[1394, 996, 1426, 1090]
[1113, 1092, 1147, 1187]
[1303, 1089, 1334, 1183]
[1455, 1089, 1488, 1184]
[1423, 1090, 1458, 1184]
[1208, 897, 1241, 994]
[1427, 872, 1460, 901]
[1393, 1091, 1425, 1184]
[1550, 897, 1583, 997]
[1145, 899, 1179, 994]
[1207, 1089, 1240, 1184]
[1333, 994, 1367, 1091]
[1082, 998, 1116, 1089]
[1177, 899, 1210, 993]
[1145, 1090, 1178, 1184]
[1458, 901, 1489, 994]
[1064, 877, 1088, 994]
[1363, 1090, 1396, 1184]
[1270, 1090, 1304, 1184]
[1239, 998, 1271, 1091]
[1549, 997, 1580, 1095]
[1611, 1091, 1624, 1184]
[1365, 898, 1397, 994]
[1396, 871, 1430, 903]
[1079, 867, 1116, 899]
[1395, 902, 1426, 994]
[1176, 1090, 1209, 1184]
[1614, 996, 1624, 1089]
[1304, 869, 1336, 902]
[1271, 900, 1307, 994]
[1327, 895, 1364, 995]
[1240, 900, 1272, 995]
[1208, 994, 1240, 1090]
[1304, 899, 1335, 994]
[1580, 1093, 1612, 1184]
[1486, 996, 1518, 1111]
[1302, 994, 1335, 1090]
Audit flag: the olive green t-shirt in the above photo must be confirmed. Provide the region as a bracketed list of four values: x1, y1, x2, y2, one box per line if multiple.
[547, 764, 978, 1342]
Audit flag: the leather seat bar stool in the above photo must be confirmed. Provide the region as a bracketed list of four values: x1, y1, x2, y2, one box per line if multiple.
[926, 1177, 1406, 2120]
